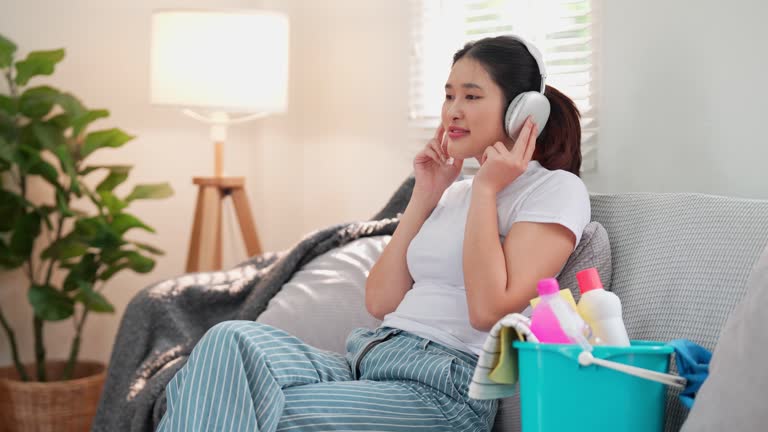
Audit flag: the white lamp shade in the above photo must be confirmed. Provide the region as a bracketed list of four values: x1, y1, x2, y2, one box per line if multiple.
[151, 10, 289, 114]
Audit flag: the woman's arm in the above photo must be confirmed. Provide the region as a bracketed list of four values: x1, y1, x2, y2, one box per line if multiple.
[365, 191, 437, 320]
[367, 123, 463, 320]
[463, 185, 575, 331]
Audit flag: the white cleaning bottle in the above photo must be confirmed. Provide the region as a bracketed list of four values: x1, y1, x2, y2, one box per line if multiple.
[576, 268, 630, 347]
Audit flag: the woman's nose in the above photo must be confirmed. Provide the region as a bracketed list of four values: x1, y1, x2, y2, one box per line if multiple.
[447, 102, 463, 120]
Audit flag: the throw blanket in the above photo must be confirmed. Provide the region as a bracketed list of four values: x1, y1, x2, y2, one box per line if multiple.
[92, 177, 416, 432]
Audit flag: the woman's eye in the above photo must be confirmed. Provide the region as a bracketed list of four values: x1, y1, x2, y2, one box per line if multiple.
[466, 95, 480, 100]
[445, 94, 454, 101]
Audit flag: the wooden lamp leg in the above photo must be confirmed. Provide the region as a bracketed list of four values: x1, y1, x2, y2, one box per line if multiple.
[186, 177, 261, 272]
[186, 186, 206, 272]
[231, 187, 263, 257]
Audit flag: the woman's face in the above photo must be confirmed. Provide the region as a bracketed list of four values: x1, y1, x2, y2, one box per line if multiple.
[442, 57, 512, 162]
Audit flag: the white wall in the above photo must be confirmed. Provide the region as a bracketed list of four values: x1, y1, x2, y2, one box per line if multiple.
[584, 0, 768, 198]
[258, 0, 413, 235]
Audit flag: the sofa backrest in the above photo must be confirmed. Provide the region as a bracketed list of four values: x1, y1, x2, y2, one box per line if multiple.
[590, 192, 768, 431]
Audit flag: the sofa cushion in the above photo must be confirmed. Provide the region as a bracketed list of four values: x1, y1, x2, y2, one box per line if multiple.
[681, 242, 768, 431]
[256, 236, 387, 353]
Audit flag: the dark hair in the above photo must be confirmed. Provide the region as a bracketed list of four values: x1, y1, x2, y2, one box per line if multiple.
[453, 36, 582, 176]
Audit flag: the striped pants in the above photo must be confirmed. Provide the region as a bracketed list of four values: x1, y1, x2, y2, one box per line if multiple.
[157, 321, 497, 431]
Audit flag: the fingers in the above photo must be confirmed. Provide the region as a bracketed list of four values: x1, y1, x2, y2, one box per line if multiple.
[430, 123, 449, 163]
[425, 146, 443, 164]
[441, 132, 449, 157]
[524, 123, 537, 162]
[481, 146, 499, 165]
[513, 116, 534, 154]
[429, 136, 446, 163]
[434, 124, 445, 142]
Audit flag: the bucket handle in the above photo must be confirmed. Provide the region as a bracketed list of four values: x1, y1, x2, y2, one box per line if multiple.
[577, 351, 687, 389]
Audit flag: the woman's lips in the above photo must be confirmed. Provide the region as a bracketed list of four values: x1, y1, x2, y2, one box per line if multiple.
[448, 131, 469, 139]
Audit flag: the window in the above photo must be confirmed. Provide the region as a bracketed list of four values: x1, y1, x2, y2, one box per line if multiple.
[409, 0, 600, 172]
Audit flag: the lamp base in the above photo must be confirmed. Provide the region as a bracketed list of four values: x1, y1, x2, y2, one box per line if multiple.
[186, 176, 262, 272]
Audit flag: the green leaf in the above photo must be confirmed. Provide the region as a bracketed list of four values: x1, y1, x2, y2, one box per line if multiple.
[125, 183, 174, 202]
[56, 92, 85, 119]
[10, 211, 41, 257]
[98, 190, 128, 214]
[36, 205, 56, 231]
[28, 158, 60, 187]
[0, 190, 24, 231]
[73, 217, 99, 237]
[0, 34, 16, 68]
[30, 121, 64, 150]
[81, 129, 133, 159]
[28, 284, 74, 321]
[0, 135, 13, 167]
[19, 86, 59, 118]
[72, 110, 109, 138]
[126, 251, 155, 273]
[75, 217, 122, 249]
[98, 262, 131, 281]
[0, 238, 24, 269]
[131, 241, 165, 256]
[17, 122, 42, 152]
[99, 250, 154, 278]
[55, 187, 75, 217]
[42, 235, 88, 260]
[0, 95, 16, 116]
[111, 213, 155, 235]
[74, 281, 114, 313]
[80, 164, 132, 176]
[100, 248, 131, 264]
[14, 49, 65, 86]
[55, 93, 110, 137]
[63, 253, 98, 292]
[32, 122, 80, 194]
[96, 168, 129, 193]
[48, 113, 71, 130]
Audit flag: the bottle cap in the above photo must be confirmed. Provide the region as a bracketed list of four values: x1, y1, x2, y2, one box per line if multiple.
[576, 268, 603, 294]
[537, 278, 559, 295]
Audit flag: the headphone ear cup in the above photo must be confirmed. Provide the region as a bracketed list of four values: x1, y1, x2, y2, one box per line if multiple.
[505, 93, 527, 140]
[505, 92, 551, 141]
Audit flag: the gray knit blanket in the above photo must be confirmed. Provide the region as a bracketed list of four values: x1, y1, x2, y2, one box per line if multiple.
[92, 177, 415, 432]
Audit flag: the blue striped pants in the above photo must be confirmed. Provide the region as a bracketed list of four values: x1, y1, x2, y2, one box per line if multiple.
[157, 321, 497, 431]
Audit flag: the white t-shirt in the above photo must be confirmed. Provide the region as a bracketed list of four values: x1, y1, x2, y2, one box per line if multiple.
[380, 161, 591, 355]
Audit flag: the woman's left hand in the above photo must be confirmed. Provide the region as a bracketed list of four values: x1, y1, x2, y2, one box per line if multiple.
[474, 116, 538, 195]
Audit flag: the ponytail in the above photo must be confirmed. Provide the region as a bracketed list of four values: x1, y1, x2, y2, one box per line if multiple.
[536, 85, 582, 176]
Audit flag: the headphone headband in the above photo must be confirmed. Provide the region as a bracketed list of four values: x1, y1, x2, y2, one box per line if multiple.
[507, 35, 547, 94]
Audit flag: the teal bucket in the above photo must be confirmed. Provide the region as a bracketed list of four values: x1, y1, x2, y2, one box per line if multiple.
[514, 340, 673, 432]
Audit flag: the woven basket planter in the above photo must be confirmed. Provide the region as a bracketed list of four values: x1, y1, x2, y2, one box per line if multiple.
[0, 361, 106, 432]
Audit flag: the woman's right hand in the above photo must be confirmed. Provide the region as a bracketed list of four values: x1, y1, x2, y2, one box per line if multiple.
[412, 125, 464, 205]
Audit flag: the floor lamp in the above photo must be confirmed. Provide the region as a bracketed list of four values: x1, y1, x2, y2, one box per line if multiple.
[150, 10, 289, 272]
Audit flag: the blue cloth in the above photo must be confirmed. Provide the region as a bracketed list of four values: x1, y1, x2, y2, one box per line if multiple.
[668, 339, 712, 409]
[157, 321, 498, 431]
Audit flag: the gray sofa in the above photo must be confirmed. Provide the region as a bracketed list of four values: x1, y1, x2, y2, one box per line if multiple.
[96, 175, 768, 432]
[254, 192, 768, 431]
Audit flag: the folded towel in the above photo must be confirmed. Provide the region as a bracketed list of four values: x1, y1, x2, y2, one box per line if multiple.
[468, 313, 537, 400]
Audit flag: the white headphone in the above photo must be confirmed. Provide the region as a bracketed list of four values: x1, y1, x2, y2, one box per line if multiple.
[503, 35, 550, 141]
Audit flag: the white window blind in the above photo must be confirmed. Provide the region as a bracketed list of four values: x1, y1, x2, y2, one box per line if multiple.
[409, 0, 600, 172]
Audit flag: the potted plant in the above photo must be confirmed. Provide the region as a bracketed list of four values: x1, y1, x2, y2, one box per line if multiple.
[0, 34, 173, 431]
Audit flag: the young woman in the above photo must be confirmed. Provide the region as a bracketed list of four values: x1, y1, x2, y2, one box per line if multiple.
[157, 35, 589, 432]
